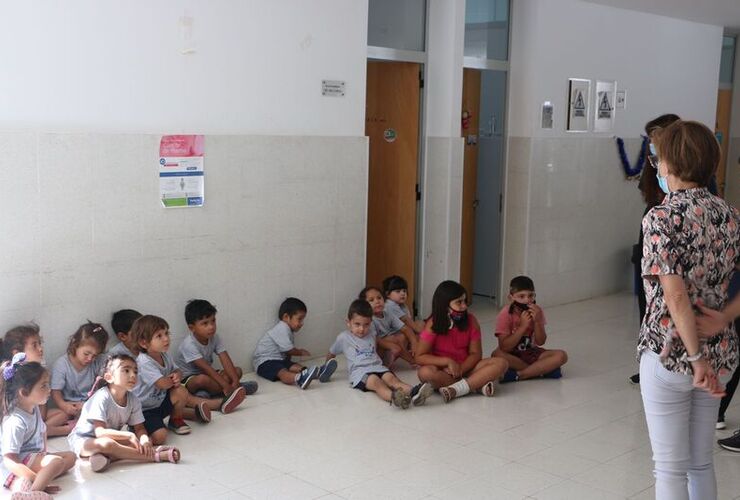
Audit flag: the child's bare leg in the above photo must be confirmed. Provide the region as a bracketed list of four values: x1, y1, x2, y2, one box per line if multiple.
[364, 374, 393, 402]
[184, 374, 222, 395]
[276, 366, 302, 385]
[46, 408, 73, 437]
[169, 387, 188, 419]
[28, 452, 75, 492]
[81, 437, 153, 462]
[417, 365, 456, 389]
[518, 350, 568, 379]
[389, 335, 414, 363]
[492, 349, 529, 371]
[380, 372, 412, 393]
[220, 367, 243, 385]
[150, 428, 168, 446]
[465, 357, 509, 391]
[182, 391, 221, 416]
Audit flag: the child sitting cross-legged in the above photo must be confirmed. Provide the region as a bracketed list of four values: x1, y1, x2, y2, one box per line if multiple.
[175, 299, 255, 402]
[67, 354, 180, 473]
[359, 286, 417, 368]
[108, 309, 142, 358]
[327, 299, 433, 409]
[493, 276, 568, 383]
[253, 298, 337, 390]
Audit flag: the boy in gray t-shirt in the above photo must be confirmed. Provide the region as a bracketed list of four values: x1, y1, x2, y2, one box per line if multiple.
[253, 297, 337, 390]
[327, 299, 432, 409]
[108, 309, 142, 359]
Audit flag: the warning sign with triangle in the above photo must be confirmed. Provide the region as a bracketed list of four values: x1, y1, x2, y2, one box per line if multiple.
[573, 90, 586, 117]
[598, 91, 612, 119]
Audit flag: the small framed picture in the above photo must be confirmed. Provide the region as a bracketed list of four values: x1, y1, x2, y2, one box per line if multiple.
[594, 80, 617, 133]
[567, 78, 590, 132]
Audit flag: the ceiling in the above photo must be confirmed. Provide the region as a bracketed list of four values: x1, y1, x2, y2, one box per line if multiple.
[582, 0, 740, 31]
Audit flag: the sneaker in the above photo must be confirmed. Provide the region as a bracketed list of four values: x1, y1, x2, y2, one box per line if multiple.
[629, 373, 640, 385]
[480, 380, 497, 397]
[89, 453, 111, 473]
[295, 366, 320, 390]
[410, 382, 433, 407]
[718, 429, 740, 452]
[240, 380, 259, 395]
[390, 388, 411, 409]
[501, 368, 519, 383]
[195, 401, 211, 423]
[167, 418, 191, 435]
[220, 386, 246, 414]
[542, 368, 562, 379]
[318, 358, 338, 383]
[717, 416, 727, 430]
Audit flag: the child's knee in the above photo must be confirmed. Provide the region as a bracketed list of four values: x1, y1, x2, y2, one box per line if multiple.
[150, 428, 168, 445]
[556, 350, 568, 365]
[492, 357, 509, 372]
[235, 366, 243, 378]
[417, 365, 437, 381]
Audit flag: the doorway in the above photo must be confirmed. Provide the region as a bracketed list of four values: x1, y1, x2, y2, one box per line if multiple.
[365, 60, 422, 313]
[460, 68, 508, 303]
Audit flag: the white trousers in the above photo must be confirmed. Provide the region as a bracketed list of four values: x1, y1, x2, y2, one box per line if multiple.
[640, 350, 721, 500]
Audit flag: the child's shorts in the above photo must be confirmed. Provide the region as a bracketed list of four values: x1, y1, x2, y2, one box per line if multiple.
[353, 370, 391, 392]
[3, 452, 41, 489]
[257, 359, 295, 381]
[515, 347, 545, 365]
[142, 392, 174, 434]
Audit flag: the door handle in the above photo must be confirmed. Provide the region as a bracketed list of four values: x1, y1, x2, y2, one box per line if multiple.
[473, 199, 480, 209]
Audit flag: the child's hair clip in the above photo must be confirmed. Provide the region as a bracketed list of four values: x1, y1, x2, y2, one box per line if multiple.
[2, 352, 27, 380]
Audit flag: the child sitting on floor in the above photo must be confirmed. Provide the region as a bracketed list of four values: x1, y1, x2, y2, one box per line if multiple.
[175, 299, 257, 398]
[382, 275, 424, 334]
[327, 299, 432, 409]
[108, 309, 142, 358]
[359, 286, 417, 367]
[253, 298, 337, 390]
[493, 276, 568, 382]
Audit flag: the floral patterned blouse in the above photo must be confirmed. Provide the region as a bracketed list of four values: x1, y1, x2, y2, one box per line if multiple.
[638, 187, 740, 375]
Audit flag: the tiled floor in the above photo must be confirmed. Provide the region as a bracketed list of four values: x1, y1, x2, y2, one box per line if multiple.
[13, 293, 740, 499]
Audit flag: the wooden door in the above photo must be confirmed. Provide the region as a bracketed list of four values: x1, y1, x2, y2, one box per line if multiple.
[460, 68, 481, 302]
[365, 61, 420, 312]
[716, 89, 732, 197]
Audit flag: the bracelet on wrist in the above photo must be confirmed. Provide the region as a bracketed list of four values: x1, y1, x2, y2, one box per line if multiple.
[686, 351, 703, 362]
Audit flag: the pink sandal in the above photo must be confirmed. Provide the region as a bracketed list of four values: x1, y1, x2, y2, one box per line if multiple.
[89, 453, 111, 472]
[154, 445, 181, 464]
[439, 386, 456, 403]
[11, 492, 53, 500]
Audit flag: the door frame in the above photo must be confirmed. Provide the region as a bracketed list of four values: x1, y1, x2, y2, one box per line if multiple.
[366, 50, 426, 318]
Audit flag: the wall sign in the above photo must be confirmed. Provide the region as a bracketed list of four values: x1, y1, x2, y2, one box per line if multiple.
[594, 80, 617, 133]
[383, 128, 397, 142]
[541, 101, 553, 129]
[322, 80, 346, 97]
[159, 135, 204, 208]
[567, 78, 590, 132]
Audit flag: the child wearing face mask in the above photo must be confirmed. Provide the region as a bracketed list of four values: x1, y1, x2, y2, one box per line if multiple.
[493, 276, 568, 383]
[415, 281, 508, 403]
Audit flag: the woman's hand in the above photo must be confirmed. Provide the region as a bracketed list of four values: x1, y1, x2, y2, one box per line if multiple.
[697, 305, 730, 339]
[691, 358, 725, 398]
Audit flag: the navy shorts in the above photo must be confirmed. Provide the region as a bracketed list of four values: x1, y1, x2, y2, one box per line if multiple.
[257, 359, 295, 381]
[142, 391, 174, 434]
[353, 371, 391, 392]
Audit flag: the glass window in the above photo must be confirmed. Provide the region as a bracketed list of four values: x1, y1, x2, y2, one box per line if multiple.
[720, 36, 736, 85]
[464, 0, 509, 61]
[368, 0, 426, 52]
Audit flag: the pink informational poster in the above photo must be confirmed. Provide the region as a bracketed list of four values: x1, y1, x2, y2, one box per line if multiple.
[158, 135, 205, 208]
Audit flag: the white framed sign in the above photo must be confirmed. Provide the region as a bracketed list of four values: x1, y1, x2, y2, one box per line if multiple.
[567, 78, 590, 132]
[594, 80, 616, 133]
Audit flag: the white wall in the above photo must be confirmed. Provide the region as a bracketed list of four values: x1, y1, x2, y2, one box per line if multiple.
[0, 1, 368, 136]
[726, 38, 740, 208]
[501, 0, 724, 306]
[0, 2, 370, 368]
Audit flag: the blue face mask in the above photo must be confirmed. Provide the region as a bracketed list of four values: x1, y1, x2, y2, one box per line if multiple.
[649, 143, 670, 194]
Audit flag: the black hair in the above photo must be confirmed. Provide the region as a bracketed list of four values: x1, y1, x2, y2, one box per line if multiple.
[1, 323, 41, 361]
[358, 286, 383, 301]
[640, 114, 680, 207]
[185, 299, 218, 325]
[278, 297, 307, 319]
[431, 281, 468, 335]
[645, 114, 680, 136]
[382, 275, 408, 296]
[111, 309, 143, 336]
[347, 299, 373, 320]
[0, 359, 46, 416]
[509, 275, 535, 294]
[88, 354, 138, 397]
[67, 322, 109, 356]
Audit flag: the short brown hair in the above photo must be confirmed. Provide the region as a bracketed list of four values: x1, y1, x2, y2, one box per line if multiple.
[67, 322, 108, 356]
[129, 315, 169, 354]
[653, 120, 718, 187]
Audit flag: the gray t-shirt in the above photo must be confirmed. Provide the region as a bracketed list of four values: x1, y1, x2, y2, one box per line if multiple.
[134, 352, 176, 410]
[175, 333, 227, 378]
[385, 300, 411, 322]
[371, 311, 404, 338]
[108, 342, 135, 359]
[50, 355, 104, 402]
[0, 407, 46, 482]
[252, 321, 294, 370]
[329, 330, 388, 387]
[68, 386, 144, 454]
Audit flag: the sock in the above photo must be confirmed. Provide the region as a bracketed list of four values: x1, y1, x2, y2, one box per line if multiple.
[448, 378, 470, 397]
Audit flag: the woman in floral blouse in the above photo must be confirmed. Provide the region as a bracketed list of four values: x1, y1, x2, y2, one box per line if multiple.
[639, 120, 739, 500]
